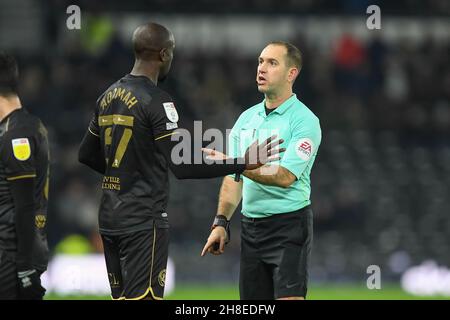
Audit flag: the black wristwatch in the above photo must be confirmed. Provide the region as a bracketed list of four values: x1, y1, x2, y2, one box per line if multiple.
[212, 215, 231, 243]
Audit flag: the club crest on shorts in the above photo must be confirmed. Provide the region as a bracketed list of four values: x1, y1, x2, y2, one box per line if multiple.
[163, 102, 179, 123]
[11, 138, 31, 161]
[158, 269, 166, 287]
[35, 215, 46, 229]
[295, 138, 314, 161]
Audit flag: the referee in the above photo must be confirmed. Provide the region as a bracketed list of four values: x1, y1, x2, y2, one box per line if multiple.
[78, 23, 283, 300]
[0, 53, 49, 300]
[201, 42, 322, 300]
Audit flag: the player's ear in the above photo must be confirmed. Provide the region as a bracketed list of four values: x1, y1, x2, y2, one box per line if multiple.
[160, 48, 169, 62]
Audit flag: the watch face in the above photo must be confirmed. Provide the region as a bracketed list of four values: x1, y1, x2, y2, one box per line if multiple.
[214, 217, 229, 229]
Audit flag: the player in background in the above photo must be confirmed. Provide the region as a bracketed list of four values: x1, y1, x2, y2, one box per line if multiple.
[0, 52, 50, 300]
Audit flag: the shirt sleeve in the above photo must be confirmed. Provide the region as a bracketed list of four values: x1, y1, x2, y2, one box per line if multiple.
[226, 113, 246, 179]
[88, 98, 101, 138]
[279, 116, 322, 180]
[147, 91, 180, 141]
[0, 129, 37, 181]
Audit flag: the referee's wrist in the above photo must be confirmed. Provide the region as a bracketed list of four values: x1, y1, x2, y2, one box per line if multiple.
[212, 214, 229, 228]
[211, 215, 231, 242]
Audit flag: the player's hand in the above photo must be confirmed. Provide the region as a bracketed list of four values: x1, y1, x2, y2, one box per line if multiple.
[17, 269, 46, 300]
[244, 135, 285, 170]
[201, 227, 228, 256]
[201, 148, 229, 161]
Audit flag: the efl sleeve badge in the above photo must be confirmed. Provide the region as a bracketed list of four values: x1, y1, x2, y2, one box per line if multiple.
[11, 138, 31, 161]
[163, 102, 179, 123]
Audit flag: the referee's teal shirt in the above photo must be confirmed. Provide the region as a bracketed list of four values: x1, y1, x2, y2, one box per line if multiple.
[228, 94, 321, 218]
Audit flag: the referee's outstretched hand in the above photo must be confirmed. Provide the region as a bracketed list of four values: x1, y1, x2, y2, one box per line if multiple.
[201, 227, 228, 256]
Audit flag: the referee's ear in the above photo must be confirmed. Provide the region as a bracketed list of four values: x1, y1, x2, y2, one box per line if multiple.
[287, 67, 299, 83]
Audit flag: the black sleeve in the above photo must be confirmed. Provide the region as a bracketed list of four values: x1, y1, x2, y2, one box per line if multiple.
[0, 131, 37, 181]
[155, 136, 245, 179]
[78, 108, 105, 174]
[78, 127, 105, 174]
[0, 129, 38, 270]
[10, 177, 36, 270]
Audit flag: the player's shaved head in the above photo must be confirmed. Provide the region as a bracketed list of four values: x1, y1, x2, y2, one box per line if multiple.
[131, 22, 175, 82]
[132, 22, 174, 61]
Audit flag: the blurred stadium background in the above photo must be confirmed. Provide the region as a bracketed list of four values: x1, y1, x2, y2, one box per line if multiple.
[1, 0, 450, 299]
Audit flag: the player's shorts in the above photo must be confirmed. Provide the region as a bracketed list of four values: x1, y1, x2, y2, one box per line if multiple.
[239, 205, 313, 300]
[101, 220, 169, 300]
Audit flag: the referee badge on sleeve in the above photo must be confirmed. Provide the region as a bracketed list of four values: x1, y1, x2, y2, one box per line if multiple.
[163, 102, 179, 123]
[11, 138, 31, 161]
[295, 138, 314, 161]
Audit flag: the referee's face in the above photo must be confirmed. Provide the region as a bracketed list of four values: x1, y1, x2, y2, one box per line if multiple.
[256, 44, 290, 95]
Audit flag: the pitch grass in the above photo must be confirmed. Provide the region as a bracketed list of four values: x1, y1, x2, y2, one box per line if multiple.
[44, 284, 449, 300]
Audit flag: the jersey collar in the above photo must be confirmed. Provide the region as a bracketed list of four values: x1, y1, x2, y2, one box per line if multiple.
[125, 74, 156, 87]
[0, 107, 23, 125]
[259, 94, 297, 116]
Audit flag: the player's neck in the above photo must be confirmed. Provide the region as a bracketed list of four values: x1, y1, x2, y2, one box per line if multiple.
[130, 60, 160, 86]
[264, 88, 293, 109]
[0, 95, 22, 122]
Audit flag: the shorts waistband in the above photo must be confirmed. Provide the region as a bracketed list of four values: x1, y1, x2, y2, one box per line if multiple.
[242, 205, 311, 223]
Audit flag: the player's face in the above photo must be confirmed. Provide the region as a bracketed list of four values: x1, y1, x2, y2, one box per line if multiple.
[159, 34, 175, 82]
[256, 45, 290, 95]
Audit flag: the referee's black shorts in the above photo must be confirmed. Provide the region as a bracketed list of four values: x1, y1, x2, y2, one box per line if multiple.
[101, 220, 169, 300]
[239, 205, 313, 300]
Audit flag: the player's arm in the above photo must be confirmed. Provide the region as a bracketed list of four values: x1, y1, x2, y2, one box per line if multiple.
[201, 176, 242, 256]
[78, 109, 105, 174]
[0, 131, 45, 299]
[156, 135, 245, 178]
[217, 176, 243, 221]
[155, 134, 282, 179]
[79, 128, 105, 174]
[10, 177, 36, 270]
[150, 94, 283, 179]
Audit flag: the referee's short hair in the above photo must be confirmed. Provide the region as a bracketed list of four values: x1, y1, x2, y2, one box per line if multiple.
[0, 52, 19, 96]
[268, 41, 303, 72]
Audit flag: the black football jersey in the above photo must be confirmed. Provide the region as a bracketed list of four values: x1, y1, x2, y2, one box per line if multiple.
[0, 108, 50, 270]
[88, 74, 180, 235]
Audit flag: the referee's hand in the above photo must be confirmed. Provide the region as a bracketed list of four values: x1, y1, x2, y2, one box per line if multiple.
[244, 135, 285, 170]
[201, 227, 228, 256]
[202, 135, 285, 170]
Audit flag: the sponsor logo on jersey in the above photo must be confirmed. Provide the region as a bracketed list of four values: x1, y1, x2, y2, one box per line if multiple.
[295, 138, 314, 161]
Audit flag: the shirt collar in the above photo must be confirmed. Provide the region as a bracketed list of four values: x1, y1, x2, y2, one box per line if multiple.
[258, 94, 297, 116]
[0, 107, 23, 125]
